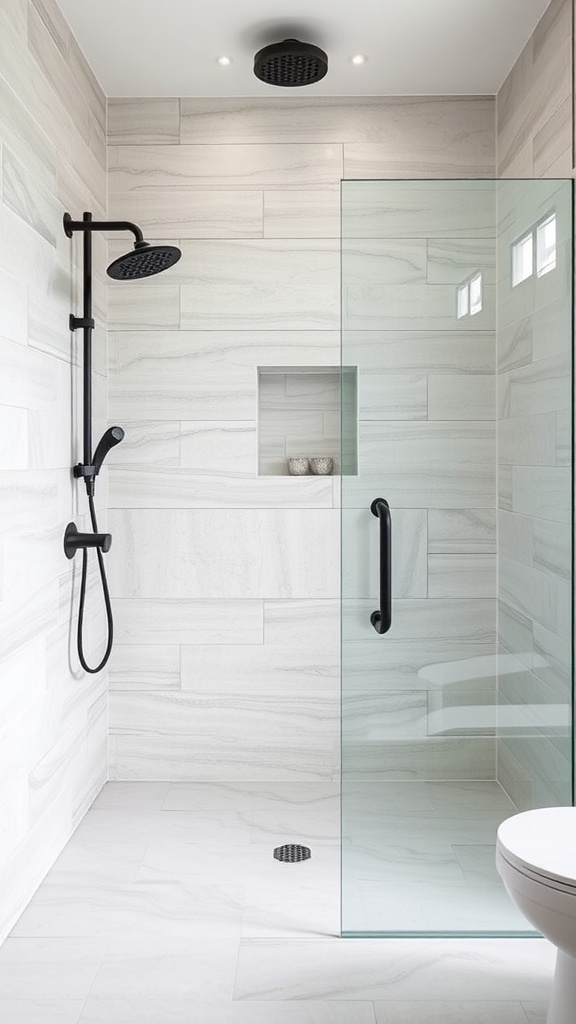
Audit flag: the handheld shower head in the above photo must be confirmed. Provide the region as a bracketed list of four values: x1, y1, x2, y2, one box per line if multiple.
[92, 425, 125, 474]
[107, 241, 181, 280]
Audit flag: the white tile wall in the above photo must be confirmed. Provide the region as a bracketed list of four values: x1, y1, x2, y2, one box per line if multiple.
[107, 95, 495, 781]
[0, 0, 107, 943]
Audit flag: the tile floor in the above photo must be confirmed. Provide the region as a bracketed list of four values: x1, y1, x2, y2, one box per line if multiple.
[0, 781, 555, 1023]
[342, 780, 528, 933]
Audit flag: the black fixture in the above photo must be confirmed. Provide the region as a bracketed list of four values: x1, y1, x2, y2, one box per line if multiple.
[253, 39, 328, 87]
[370, 498, 392, 635]
[63, 211, 182, 674]
[273, 844, 312, 863]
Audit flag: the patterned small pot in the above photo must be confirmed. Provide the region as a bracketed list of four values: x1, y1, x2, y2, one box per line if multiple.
[287, 457, 310, 475]
[310, 457, 334, 475]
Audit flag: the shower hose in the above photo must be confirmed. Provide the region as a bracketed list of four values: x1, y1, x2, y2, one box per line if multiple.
[77, 494, 113, 674]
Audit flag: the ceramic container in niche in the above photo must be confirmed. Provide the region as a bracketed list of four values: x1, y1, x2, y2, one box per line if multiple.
[287, 457, 310, 475]
[310, 457, 334, 475]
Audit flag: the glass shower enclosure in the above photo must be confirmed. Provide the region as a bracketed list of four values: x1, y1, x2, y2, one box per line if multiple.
[341, 179, 573, 936]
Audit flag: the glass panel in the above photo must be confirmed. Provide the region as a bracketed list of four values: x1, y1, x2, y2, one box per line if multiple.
[536, 213, 557, 277]
[341, 179, 573, 937]
[512, 231, 534, 286]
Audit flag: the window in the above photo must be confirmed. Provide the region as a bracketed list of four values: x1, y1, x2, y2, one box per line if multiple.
[512, 232, 533, 287]
[457, 283, 469, 319]
[456, 273, 482, 320]
[469, 273, 482, 316]
[512, 213, 556, 287]
[536, 214, 556, 277]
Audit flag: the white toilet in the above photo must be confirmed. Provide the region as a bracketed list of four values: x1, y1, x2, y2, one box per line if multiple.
[496, 807, 576, 1024]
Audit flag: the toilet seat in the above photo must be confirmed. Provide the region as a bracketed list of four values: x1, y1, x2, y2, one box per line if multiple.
[497, 807, 576, 893]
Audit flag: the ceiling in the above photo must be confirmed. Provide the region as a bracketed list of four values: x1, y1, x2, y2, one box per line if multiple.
[57, 0, 553, 97]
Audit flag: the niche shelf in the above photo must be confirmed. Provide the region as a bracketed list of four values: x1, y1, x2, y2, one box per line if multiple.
[257, 365, 358, 476]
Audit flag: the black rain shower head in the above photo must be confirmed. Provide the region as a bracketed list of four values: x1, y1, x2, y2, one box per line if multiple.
[107, 241, 182, 281]
[253, 39, 328, 87]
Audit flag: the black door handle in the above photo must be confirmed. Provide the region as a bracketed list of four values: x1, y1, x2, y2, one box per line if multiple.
[370, 498, 391, 635]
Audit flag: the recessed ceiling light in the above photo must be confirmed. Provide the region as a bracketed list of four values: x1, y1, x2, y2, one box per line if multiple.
[350, 54, 367, 66]
[216, 55, 233, 67]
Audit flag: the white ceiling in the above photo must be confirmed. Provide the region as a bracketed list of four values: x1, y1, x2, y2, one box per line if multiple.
[57, 0, 553, 97]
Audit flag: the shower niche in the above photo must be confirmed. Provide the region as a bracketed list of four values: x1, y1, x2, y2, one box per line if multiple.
[257, 365, 357, 476]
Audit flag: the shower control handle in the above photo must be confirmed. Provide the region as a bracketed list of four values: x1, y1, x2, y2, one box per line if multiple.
[370, 498, 392, 635]
[63, 522, 112, 560]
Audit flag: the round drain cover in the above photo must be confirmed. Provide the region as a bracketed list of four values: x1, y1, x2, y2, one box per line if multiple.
[273, 844, 311, 863]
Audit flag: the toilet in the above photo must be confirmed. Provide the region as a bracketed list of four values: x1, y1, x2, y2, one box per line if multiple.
[496, 807, 576, 1024]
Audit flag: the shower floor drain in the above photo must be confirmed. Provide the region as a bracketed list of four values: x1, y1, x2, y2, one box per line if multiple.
[273, 844, 311, 863]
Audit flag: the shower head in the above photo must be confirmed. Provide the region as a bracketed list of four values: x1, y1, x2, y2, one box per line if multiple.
[92, 425, 125, 474]
[254, 39, 328, 87]
[107, 241, 182, 281]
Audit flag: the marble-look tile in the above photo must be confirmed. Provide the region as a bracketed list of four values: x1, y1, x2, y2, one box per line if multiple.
[344, 283, 494, 332]
[344, 330, 494, 375]
[181, 644, 338, 695]
[0, 938, 107, 999]
[233, 938, 554, 1000]
[499, 555, 558, 632]
[108, 189, 263, 238]
[497, 317, 532, 373]
[110, 733, 337, 782]
[109, 645, 181, 691]
[427, 376, 494, 421]
[0, 407, 28, 469]
[359, 880, 525, 932]
[162, 781, 339, 813]
[343, 240, 427, 287]
[92, 783, 171, 810]
[452, 844, 502, 886]
[179, 96, 494, 148]
[0, 70, 57, 191]
[342, 183, 495, 239]
[497, 0, 571, 175]
[342, 508, 427, 600]
[264, 191, 340, 238]
[344, 598, 495, 644]
[533, 96, 572, 177]
[12, 879, 244, 939]
[511, 467, 570, 524]
[109, 143, 343, 190]
[107, 98, 180, 145]
[106, 421, 180, 466]
[520, 1002, 548, 1024]
[342, 640, 495, 693]
[111, 330, 340, 380]
[374, 1002, 531, 1023]
[499, 356, 571, 420]
[109, 508, 339, 599]
[426, 239, 496, 284]
[532, 520, 571, 581]
[27, 4, 92, 146]
[79, 999, 377, 1024]
[110, 691, 337, 748]
[113, 598, 263, 645]
[2, 147, 60, 247]
[428, 509, 496, 554]
[84, 936, 241, 1000]
[108, 468, 334, 509]
[108, 283, 180, 331]
[359, 374, 427, 420]
[428, 555, 496, 599]
[264, 600, 339, 646]
[0, 267, 28, 346]
[0, 1001, 83, 1024]
[180, 240, 339, 331]
[180, 421, 256, 475]
[343, 736, 495, 781]
[343, 692, 428, 742]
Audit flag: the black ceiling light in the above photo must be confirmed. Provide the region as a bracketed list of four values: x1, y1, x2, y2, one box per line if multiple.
[253, 38, 328, 87]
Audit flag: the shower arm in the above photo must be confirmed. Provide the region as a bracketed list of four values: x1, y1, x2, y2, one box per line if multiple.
[64, 211, 142, 492]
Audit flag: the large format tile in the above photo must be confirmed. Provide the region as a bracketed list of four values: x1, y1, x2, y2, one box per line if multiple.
[0, 939, 107, 999]
[109, 144, 343, 190]
[374, 1003, 532, 1023]
[181, 644, 338, 695]
[233, 938, 554, 1000]
[109, 509, 339, 599]
[0, 1002, 83, 1024]
[79, 1000, 377, 1024]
